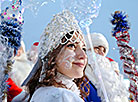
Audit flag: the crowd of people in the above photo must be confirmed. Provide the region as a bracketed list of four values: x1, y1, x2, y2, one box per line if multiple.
[0, 1, 132, 102]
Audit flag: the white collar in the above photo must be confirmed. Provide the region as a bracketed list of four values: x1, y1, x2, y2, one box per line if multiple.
[56, 72, 80, 97]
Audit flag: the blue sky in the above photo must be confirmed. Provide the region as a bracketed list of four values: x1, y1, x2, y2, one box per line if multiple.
[1, 0, 138, 72]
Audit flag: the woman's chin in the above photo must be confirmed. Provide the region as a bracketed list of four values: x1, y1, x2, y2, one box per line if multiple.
[73, 73, 84, 79]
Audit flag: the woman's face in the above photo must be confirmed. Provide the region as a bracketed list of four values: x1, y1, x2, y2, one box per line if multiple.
[56, 32, 87, 78]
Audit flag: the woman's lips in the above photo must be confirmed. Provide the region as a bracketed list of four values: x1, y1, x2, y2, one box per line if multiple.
[73, 62, 84, 67]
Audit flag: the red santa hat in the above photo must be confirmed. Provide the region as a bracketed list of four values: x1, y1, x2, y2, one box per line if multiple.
[33, 42, 39, 46]
[31, 41, 39, 51]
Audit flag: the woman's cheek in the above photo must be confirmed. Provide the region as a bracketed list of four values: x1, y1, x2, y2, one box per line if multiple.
[60, 50, 76, 69]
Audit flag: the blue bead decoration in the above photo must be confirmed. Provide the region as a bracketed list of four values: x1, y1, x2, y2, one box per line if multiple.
[14, 18, 17, 21]
[6, 7, 9, 10]
[1, 16, 4, 19]
[112, 33, 116, 36]
[111, 11, 130, 34]
[13, 14, 15, 17]
[0, 20, 22, 52]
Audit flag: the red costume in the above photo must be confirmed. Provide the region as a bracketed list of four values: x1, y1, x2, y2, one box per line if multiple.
[6, 78, 22, 102]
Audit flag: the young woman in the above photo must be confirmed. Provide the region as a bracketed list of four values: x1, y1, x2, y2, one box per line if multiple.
[17, 10, 90, 102]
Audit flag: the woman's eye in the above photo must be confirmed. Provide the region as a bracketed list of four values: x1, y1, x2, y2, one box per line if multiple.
[67, 44, 75, 49]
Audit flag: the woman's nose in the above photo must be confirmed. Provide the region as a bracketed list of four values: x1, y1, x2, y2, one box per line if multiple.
[76, 47, 87, 60]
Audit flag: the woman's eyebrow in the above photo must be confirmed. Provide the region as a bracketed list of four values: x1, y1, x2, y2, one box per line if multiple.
[75, 42, 79, 44]
[74, 42, 86, 47]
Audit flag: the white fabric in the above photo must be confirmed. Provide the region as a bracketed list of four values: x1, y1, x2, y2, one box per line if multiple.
[30, 72, 83, 102]
[56, 72, 80, 96]
[30, 87, 84, 102]
[85, 53, 129, 102]
[10, 53, 32, 88]
[11, 72, 83, 102]
[123, 79, 130, 90]
[110, 60, 120, 73]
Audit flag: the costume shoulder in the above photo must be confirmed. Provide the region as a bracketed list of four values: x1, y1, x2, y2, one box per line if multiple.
[30, 86, 84, 102]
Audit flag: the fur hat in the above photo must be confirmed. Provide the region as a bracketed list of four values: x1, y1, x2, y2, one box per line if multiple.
[85, 32, 109, 56]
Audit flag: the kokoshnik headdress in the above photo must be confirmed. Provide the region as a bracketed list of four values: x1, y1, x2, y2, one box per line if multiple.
[0, 0, 24, 100]
[39, 10, 83, 59]
[22, 10, 84, 86]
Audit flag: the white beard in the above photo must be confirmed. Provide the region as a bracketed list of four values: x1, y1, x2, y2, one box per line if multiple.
[85, 53, 129, 102]
[9, 53, 32, 88]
